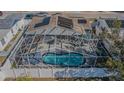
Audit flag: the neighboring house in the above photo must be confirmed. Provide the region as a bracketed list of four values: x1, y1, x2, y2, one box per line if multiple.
[91, 19, 112, 54]
[92, 18, 124, 56]
[91, 19, 111, 36]
[93, 18, 124, 39]
[0, 14, 31, 51]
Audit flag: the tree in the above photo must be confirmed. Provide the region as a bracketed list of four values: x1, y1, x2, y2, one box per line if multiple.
[112, 18, 122, 35]
[105, 58, 117, 70]
[120, 49, 124, 61]
[11, 62, 17, 68]
[106, 58, 124, 80]
[99, 31, 107, 40]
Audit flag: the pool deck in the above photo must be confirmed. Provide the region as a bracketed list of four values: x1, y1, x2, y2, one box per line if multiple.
[1, 67, 117, 79]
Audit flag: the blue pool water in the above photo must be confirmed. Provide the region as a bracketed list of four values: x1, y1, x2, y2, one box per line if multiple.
[42, 52, 85, 67]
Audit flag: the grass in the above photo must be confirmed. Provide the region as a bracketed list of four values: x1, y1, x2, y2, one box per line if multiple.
[11, 62, 17, 68]
[16, 76, 33, 81]
[3, 31, 20, 51]
[0, 56, 6, 65]
[11, 31, 20, 42]
[3, 43, 11, 51]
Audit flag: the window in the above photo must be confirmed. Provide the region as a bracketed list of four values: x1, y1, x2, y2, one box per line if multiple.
[1, 38, 6, 46]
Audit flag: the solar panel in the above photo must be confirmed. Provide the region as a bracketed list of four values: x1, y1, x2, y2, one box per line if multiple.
[57, 16, 73, 29]
[78, 19, 87, 24]
[34, 17, 51, 28]
[42, 17, 51, 25]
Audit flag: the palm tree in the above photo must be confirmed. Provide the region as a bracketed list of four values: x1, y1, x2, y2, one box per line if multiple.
[105, 58, 117, 70]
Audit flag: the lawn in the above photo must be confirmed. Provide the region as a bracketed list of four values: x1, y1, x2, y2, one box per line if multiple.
[3, 43, 11, 51]
[11, 31, 20, 42]
[0, 56, 6, 65]
[3, 31, 20, 51]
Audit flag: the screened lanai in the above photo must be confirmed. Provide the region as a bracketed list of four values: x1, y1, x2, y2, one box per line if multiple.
[9, 15, 114, 78]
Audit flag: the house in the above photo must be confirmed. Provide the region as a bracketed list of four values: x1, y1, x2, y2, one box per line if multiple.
[93, 18, 124, 39]
[0, 14, 31, 51]
[91, 19, 112, 36]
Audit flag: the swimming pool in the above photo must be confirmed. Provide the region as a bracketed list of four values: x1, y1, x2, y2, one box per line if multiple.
[42, 52, 85, 67]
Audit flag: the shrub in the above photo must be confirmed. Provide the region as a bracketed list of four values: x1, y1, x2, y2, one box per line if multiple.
[16, 76, 33, 81]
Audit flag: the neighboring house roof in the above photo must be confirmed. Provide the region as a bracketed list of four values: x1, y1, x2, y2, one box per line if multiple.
[98, 19, 109, 29]
[0, 29, 10, 40]
[91, 21, 97, 28]
[0, 14, 24, 40]
[0, 14, 24, 29]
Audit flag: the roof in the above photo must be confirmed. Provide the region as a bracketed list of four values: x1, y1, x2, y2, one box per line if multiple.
[35, 26, 81, 36]
[0, 14, 24, 40]
[28, 15, 83, 34]
[34, 17, 51, 28]
[92, 19, 110, 31]
[0, 14, 24, 29]
[0, 29, 10, 40]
